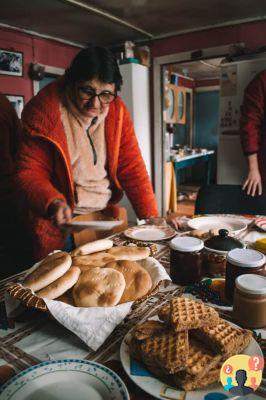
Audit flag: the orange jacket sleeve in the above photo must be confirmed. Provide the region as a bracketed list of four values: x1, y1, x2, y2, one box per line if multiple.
[117, 104, 159, 219]
[15, 134, 66, 216]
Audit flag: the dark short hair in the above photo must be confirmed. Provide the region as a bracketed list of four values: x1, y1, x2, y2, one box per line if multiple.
[65, 46, 123, 91]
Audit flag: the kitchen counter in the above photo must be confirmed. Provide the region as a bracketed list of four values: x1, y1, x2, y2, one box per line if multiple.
[172, 150, 215, 184]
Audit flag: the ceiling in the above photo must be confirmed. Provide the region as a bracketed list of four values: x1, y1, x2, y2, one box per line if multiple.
[171, 58, 224, 80]
[0, 0, 266, 47]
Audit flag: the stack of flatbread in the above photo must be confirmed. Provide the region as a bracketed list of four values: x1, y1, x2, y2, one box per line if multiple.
[130, 297, 252, 391]
[23, 239, 153, 307]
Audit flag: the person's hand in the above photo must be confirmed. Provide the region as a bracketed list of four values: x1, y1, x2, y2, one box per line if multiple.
[242, 169, 262, 196]
[165, 214, 181, 230]
[47, 199, 72, 227]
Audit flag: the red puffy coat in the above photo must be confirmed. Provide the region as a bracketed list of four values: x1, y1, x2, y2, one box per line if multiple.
[17, 80, 158, 260]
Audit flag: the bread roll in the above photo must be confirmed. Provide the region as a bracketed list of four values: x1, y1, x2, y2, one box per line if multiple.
[36, 266, 80, 300]
[72, 252, 115, 268]
[73, 267, 125, 307]
[23, 252, 72, 292]
[190, 229, 205, 239]
[106, 260, 152, 303]
[71, 239, 113, 256]
[107, 246, 150, 261]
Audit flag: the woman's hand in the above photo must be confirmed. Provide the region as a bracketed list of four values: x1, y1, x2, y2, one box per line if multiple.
[243, 154, 262, 196]
[165, 214, 181, 230]
[47, 199, 72, 227]
[243, 170, 262, 196]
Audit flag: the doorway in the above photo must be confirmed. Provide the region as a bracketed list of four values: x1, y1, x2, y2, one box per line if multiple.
[153, 44, 232, 215]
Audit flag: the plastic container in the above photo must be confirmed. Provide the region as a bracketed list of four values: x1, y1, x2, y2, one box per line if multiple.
[170, 236, 204, 285]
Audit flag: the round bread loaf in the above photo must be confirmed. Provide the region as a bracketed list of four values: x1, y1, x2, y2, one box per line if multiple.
[72, 252, 115, 268]
[107, 246, 150, 261]
[23, 252, 72, 292]
[73, 267, 126, 307]
[36, 266, 81, 300]
[71, 239, 113, 256]
[106, 260, 152, 303]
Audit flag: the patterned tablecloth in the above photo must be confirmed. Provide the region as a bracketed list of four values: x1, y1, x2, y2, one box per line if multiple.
[0, 226, 265, 399]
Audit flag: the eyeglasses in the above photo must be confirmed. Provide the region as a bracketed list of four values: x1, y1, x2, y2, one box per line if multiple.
[78, 86, 116, 104]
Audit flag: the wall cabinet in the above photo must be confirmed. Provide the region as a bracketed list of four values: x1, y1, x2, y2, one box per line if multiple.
[164, 84, 186, 124]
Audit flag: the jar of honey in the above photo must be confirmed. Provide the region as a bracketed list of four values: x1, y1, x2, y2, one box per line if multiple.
[170, 236, 204, 285]
[233, 274, 266, 328]
[225, 249, 266, 302]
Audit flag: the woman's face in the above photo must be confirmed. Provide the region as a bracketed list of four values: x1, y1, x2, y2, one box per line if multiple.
[74, 78, 116, 118]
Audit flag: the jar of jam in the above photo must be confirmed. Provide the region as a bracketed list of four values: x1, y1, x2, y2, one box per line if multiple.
[225, 248, 266, 302]
[233, 274, 266, 328]
[203, 229, 245, 278]
[170, 236, 204, 285]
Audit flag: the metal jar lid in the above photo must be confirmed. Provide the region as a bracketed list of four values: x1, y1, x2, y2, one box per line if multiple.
[227, 248, 266, 268]
[170, 236, 204, 252]
[236, 274, 266, 295]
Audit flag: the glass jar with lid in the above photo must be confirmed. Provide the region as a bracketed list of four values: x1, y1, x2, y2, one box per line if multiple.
[233, 274, 266, 328]
[225, 248, 266, 302]
[203, 229, 245, 278]
[170, 236, 204, 285]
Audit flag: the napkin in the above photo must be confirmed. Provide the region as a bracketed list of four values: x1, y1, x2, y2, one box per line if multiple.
[6, 256, 170, 351]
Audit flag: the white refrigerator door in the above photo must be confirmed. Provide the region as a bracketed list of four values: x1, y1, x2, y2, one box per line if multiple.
[118, 63, 151, 222]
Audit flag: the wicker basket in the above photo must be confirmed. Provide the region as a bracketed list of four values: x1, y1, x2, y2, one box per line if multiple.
[6, 243, 166, 312]
[7, 278, 165, 313]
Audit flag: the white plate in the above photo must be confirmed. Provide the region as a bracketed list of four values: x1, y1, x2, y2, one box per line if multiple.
[120, 323, 263, 400]
[124, 225, 176, 241]
[188, 216, 247, 236]
[64, 220, 123, 230]
[0, 359, 129, 400]
[254, 217, 266, 232]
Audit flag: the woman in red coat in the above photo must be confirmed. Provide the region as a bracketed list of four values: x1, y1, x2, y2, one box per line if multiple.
[240, 69, 266, 196]
[17, 46, 158, 260]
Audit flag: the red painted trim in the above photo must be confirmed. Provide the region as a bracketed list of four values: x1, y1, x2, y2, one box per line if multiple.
[151, 21, 266, 58]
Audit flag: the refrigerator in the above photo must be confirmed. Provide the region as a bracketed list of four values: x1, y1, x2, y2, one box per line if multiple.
[118, 62, 152, 222]
[217, 56, 266, 184]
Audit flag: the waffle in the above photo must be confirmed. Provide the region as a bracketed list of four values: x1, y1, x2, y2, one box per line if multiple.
[173, 363, 222, 391]
[132, 320, 167, 340]
[184, 338, 222, 377]
[140, 329, 189, 374]
[158, 304, 170, 322]
[129, 337, 143, 361]
[192, 318, 253, 356]
[167, 297, 220, 331]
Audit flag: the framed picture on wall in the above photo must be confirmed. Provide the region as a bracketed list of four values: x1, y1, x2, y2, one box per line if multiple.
[0, 49, 23, 76]
[5, 95, 24, 118]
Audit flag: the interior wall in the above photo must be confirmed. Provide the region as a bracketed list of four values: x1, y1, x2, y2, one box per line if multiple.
[151, 20, 266, 57]
[0, 27, 80, 104]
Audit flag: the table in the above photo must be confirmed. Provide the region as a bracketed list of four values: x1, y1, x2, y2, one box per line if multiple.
[173, 151, 215, 185]
[0, 225, 265, 399]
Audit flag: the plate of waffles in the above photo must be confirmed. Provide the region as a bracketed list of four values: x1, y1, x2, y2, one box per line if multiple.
[124, 225, 177, 241]
[120, 297, 263, 400]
